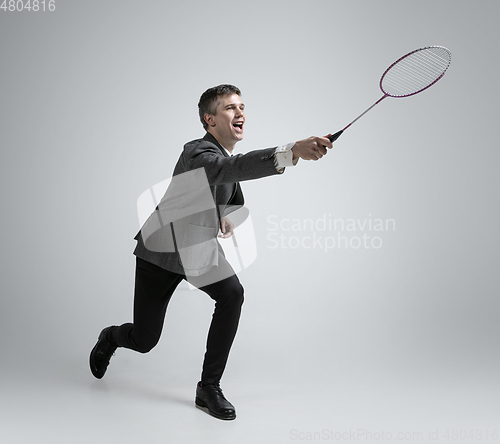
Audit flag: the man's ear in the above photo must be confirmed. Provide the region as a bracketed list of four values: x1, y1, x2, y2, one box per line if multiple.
[204, 114, 216, 128]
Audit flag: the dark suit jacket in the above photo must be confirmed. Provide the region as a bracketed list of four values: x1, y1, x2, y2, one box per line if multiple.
[133, 132, 283, 275]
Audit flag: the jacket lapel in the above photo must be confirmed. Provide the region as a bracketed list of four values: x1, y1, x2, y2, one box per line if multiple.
[202, 132, 243, 211]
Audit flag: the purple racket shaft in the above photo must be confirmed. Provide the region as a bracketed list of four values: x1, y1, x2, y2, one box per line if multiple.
[329, 46, 452, 143]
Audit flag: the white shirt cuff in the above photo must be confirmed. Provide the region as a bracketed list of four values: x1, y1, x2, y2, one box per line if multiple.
[274, 142, 296, 172]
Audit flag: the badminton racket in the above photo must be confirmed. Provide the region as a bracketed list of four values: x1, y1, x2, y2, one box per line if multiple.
[329, 45, 452, 142]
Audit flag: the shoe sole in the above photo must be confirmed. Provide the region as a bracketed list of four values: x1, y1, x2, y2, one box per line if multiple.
[89, 328, 112, 379]
[195, 397, 236, 420]
[89, 342, 104, 379]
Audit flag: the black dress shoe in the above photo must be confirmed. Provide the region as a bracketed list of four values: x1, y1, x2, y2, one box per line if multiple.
[195, 381, 236, 420]
[89, 326, 117, 379]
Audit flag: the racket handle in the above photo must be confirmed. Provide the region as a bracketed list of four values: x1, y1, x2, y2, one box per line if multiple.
[329, 130, 343, 142]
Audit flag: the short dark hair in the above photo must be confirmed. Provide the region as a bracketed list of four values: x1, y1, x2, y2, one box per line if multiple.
[198, 84, 241, 130]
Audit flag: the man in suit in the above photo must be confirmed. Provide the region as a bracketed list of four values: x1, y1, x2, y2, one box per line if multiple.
[89, 84, 333, 420]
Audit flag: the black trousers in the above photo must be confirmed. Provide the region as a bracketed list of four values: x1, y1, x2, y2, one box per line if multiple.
[111, 256, 244, 384]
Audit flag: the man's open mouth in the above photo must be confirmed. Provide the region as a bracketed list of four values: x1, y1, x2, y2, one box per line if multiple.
[232, 122, 244, 132]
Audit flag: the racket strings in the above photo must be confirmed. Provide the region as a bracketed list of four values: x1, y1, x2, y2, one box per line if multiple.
[381, 47, 451, 97]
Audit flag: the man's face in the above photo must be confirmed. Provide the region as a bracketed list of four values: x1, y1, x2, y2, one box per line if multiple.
[206, 94, 245, 148]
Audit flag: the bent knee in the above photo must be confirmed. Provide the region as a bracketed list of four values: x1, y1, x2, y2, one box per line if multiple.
[132, 334, 160, 354]
[136, 343, 156, 354]
[226, 281, 244, 306]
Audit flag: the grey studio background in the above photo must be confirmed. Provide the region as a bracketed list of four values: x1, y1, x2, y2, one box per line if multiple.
[1, 1, 499, 443]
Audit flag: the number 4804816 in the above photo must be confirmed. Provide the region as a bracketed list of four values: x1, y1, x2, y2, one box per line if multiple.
[1, 0, 56, 11]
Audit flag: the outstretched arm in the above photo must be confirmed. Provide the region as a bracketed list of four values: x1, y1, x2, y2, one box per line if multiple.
[185, 134, 334, 186]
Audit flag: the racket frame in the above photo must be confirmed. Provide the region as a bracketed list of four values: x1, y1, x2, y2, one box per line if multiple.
[329, 46, 451, 143]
